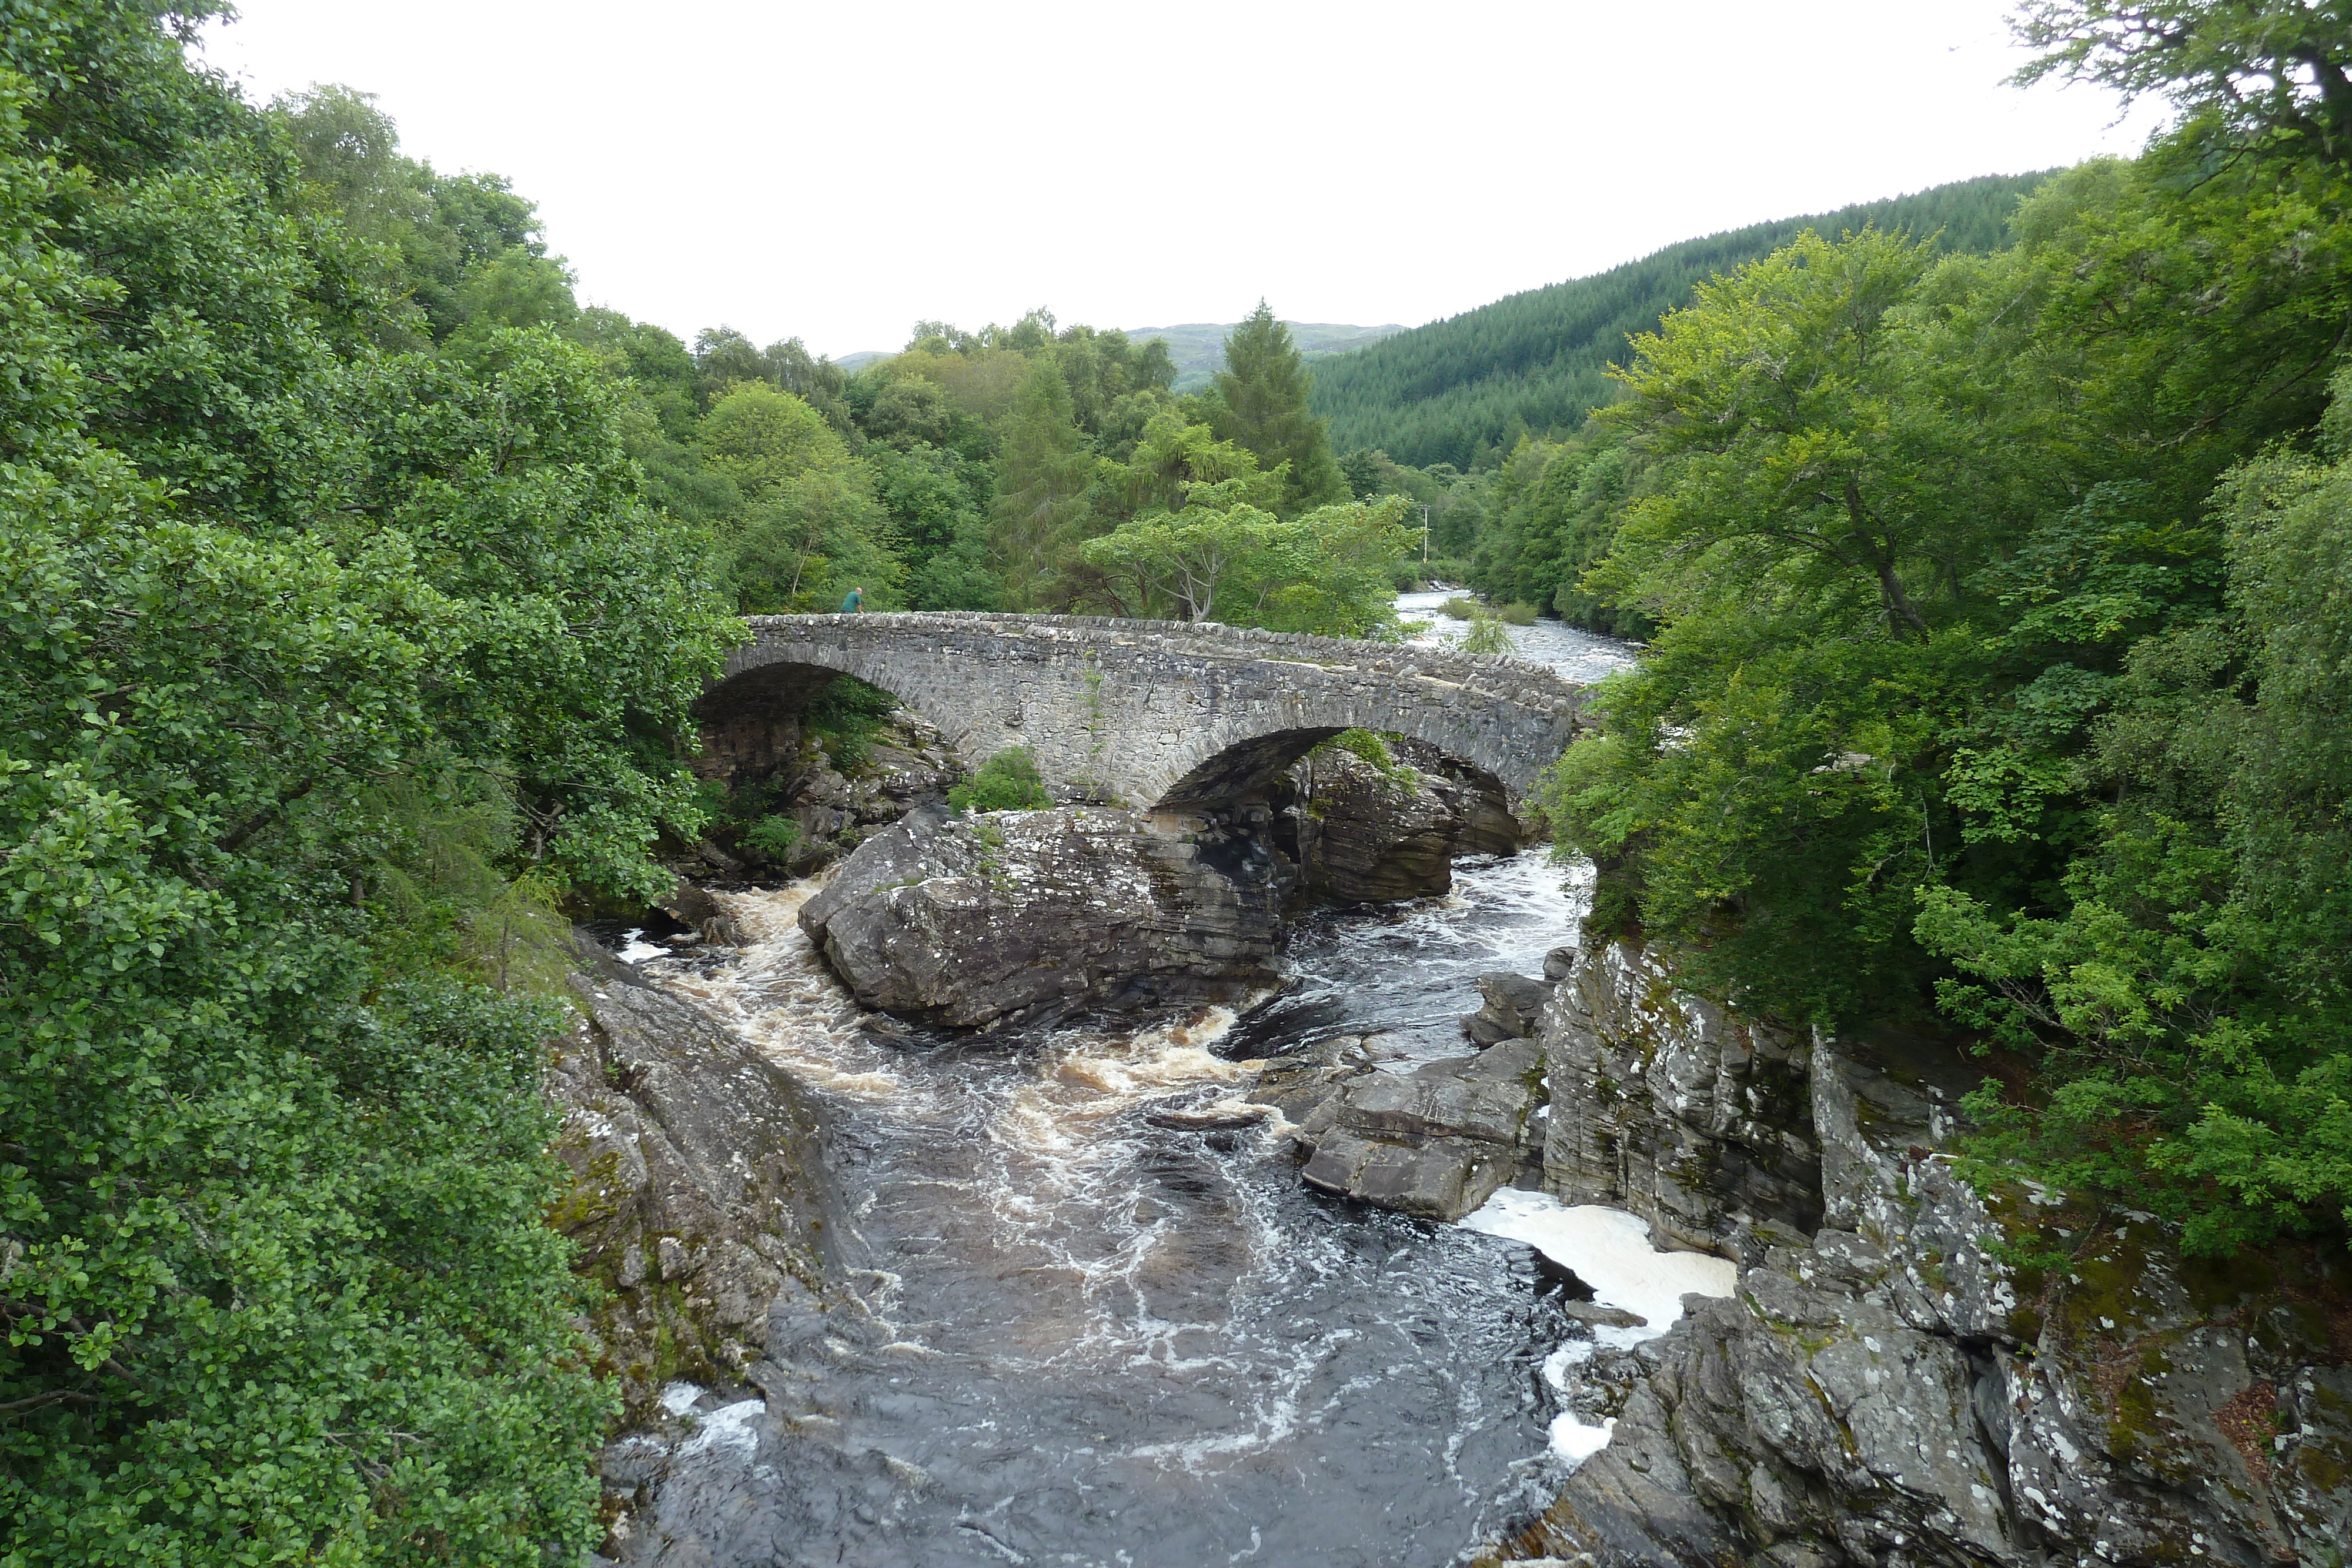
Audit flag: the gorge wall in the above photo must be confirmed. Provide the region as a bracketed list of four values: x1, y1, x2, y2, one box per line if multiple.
[1479, 938, 2352, 1568]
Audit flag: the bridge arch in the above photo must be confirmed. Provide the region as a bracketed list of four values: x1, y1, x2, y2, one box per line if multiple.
[699, 612, 1588, 815]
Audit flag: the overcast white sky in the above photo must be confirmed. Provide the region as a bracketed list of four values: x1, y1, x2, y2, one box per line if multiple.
[197, 2, 2166, 360]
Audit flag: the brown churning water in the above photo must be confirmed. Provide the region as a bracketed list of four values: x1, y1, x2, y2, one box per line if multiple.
[625, 853, 1602, 1567]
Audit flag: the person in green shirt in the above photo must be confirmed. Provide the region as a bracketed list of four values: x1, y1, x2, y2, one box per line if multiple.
[839, 586, 863, 613]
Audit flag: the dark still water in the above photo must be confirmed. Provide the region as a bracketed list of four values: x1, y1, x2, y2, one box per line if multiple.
[616, 853, 1598, 1568]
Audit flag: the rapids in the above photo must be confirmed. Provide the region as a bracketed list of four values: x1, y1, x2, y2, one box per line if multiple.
[1397, 587, 1636, 683]
[627, 857, 1612, 1566]
[619, 609, 1655, 1566]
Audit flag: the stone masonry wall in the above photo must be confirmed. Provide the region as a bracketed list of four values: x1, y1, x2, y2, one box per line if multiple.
[702, 613, 1588, 814]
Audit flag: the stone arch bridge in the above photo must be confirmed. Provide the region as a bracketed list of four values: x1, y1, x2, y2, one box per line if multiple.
[698, 612, 1591, 815]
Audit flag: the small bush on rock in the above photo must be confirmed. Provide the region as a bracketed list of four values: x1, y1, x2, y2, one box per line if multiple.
[949, 748, 1053, 813]
[743, 815, 802, 860]
[1311, 730, 1422, 793]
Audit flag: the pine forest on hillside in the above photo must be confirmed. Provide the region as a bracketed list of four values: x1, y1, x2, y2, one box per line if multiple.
[1312, 171, 2053, 470]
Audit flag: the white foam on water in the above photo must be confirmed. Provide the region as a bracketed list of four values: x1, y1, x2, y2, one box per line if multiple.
[1548, 1411, 1616, 1466]
[616, 927, 668, 964]
[1459, 1189, 1736, 1467]
[680, 882, 910, 1100]
[636, 855, 1667, 1501]
[677, 1398, 766, 1463]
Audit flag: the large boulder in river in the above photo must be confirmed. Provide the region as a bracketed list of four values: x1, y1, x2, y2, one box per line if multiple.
[1392, 735, 1525, 857]
[798, 804, 1294, 1028]
[1285, 1035, 1548, 1221]
[1461, 969, 1555, 1045]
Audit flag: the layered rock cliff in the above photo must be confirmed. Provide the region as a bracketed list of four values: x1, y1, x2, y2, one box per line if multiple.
[1479, 937, 2352, 1568]
[547, 942, 840, 1423]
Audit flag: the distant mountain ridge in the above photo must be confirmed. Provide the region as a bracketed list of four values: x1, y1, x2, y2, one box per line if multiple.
[828, 322, 1409, 391]
[1124, 320, 1408, 392]
[1308, 171, 2058, 469]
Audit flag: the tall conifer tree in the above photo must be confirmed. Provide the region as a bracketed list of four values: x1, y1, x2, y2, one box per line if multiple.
[1214, 301, 1348, 512]
[991, 357, 1097, 606]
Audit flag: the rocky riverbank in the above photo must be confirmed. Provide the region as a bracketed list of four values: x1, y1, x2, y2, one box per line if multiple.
[687, 690, 965, 879]
[1439, 934, 2352, 1567]
[546, 941, 840, 1424]
[582, 674, 2352, 1567]
[556, 853, 2350, 1567]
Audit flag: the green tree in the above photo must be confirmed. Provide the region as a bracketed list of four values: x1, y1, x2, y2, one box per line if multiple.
[699, 383, 901, 611]
[869, 442, 998, 610]
[1542, 227, 2052, 1023]
[1915, 372, 2352, 1255]
[1339, 447, 1384, 500]
[1081, 490, 1411, 635]
[1081, 492, 1285, 621]
[1213, 301, 1348, 511]
[1537, 45, 2352, 1252]
[0, 9, 735, 1559]
[990, 357, 1098, 607]
[2015, 1, 2352, 159]
[1547, 445, 1650, 637]
[694, 326, 849, 426]
[445, 247, 577, 350]
[346, 329, 733, 892]
[274, 85, 553, 346]
[1110, 409, 1284, 516]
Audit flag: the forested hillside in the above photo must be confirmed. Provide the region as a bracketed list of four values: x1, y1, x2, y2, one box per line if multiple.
[1313, 172, 2052, 469]
[1534, 6, 2352, 1262]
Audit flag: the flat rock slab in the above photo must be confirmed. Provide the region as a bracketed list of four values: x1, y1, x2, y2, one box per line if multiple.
[1292, 1037, 1546, 1221]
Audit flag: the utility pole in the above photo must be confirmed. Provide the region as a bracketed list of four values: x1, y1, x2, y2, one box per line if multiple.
[1422, 503, 1431, 563]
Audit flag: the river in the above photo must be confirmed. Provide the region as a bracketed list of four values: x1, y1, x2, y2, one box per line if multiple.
[1396, 587, 1637, 684]
[619, 610, 1666, 1567]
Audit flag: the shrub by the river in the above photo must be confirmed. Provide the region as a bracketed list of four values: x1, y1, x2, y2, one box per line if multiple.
[1455, 610, 1516, 656]
[806, 675, 901, 773]
[743, 814, 804, 860]
[950, 748, 1054, 813]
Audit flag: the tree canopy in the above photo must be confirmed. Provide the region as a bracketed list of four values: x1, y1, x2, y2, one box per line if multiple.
[1, 3, 737, 1559]
[1530, 17, 2352, 1255]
